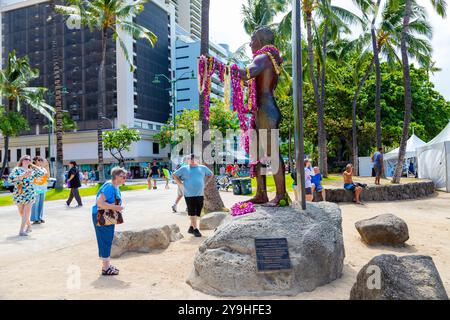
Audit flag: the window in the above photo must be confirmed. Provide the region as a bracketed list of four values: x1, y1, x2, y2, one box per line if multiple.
[176, 66, 189, 70]
[0, 150, 2, 162]
[36, 148, 41, 157]
[176, 56, 189, 60]
[177, 98, 190, 102]
[45, 147, 49, 158]
[17, 149, 22, 161]
[26, 148, 31, 156]
[153, 142, 160, 155]
[177, 88, 189, 92]
[8, 150, 11, 162]
[176, 45, 189, 49]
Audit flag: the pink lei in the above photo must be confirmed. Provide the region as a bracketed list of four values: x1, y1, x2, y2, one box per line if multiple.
[197, 46, 282, 175]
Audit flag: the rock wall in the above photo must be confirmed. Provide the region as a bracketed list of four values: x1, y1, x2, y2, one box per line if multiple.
[315, 181, 435, 203]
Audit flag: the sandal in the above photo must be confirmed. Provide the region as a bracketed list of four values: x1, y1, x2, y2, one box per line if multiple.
[110, 265, 120, 272]
[102, 266, 119, 276]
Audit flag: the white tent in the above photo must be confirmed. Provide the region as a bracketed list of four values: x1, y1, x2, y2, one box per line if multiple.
[383, 133, 426, 177]
[417, 120, 450, 192]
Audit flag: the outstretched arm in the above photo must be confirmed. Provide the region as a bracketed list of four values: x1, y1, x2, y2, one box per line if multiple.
[236, 54, 269, 81]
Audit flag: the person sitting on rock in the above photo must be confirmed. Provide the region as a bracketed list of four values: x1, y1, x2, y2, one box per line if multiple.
[311, 166, 326, 201]
[343, 164, 363, 205]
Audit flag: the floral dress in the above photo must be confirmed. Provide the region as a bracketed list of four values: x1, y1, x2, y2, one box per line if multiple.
[8, 167, 45, 205]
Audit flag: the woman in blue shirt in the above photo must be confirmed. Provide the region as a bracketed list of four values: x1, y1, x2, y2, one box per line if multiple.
[92, 167, 127, 276]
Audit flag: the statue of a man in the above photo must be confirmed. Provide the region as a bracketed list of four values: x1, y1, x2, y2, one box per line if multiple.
[238, 26, 288, 206]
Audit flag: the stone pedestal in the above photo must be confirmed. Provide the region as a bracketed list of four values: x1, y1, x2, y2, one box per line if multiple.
[187, 202, 345, 296]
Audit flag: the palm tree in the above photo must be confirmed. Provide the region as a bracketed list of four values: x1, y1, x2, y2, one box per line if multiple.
[49, 0, 65, 189]
[349, 0, 433, 175]
[199, 0, 226, 212]
[0, 51, 54, 177]
[55, 0, 157, 182]
[392, 0, 446, 183]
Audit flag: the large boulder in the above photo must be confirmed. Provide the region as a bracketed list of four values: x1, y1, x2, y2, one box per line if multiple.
[199, 212, 228, 230]
[187, 202, 345, 296]
[355, 214, 409, 246]
[111, 224, 183, 258]
[350, 254, 448, 300]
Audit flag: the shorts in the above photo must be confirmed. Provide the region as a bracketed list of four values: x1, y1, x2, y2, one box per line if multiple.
[344, 183, 356, 192]
[315, 185, 323, 192]
[185, 196, 204, 217]
[374, 166, 382, 177]
[152, 174, 159, 179]
[305, 187, 312, 195]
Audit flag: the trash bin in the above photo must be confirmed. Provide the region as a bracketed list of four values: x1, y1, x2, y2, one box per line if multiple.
[239, 178, 252, 195]
[232, 179, 242, 195]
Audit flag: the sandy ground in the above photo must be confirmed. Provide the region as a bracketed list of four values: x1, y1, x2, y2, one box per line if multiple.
[0, 184, 449, 300]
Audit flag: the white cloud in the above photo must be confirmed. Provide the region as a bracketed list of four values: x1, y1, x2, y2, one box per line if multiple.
[210, 0, 450, 100]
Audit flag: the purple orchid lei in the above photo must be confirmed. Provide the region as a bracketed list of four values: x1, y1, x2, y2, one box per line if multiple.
[231, 201, 256, 217]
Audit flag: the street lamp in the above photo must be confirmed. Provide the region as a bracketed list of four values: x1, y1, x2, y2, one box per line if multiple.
[152, 70, 196, 131]
[101, 116, 114, 129]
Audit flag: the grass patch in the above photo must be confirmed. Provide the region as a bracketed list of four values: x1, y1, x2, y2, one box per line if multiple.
[0, 183, 148, 207]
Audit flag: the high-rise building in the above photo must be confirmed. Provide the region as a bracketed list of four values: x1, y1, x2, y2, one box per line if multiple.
[172, 0, 202, 40]
[175, 25, 230, 112]
[0, 0, 177, 177]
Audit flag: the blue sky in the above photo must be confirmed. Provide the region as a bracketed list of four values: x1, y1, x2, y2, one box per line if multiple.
[210, 0, 450, 101]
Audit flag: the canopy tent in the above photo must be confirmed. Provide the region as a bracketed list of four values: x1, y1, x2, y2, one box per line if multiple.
[417, 120, 450, 192]
[383, 133, 426, 177]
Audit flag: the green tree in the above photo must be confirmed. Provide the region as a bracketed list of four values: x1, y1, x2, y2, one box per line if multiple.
[0, 50, 54, 177]
[393, 0, 447, 183]
[103, 125, 141, 168]
[55, 0, 157, 182]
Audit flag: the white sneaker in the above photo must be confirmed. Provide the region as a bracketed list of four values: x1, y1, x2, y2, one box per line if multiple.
[171, 205, 177, 213]
[19, 231, 28, 237]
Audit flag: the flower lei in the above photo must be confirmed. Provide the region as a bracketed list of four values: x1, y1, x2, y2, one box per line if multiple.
[197, 46, 282, 176]
[231, 201, 256, 217]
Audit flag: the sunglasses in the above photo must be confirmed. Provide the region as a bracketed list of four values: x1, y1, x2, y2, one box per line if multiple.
[119, 174, 127, 178]
[23, 158, 31, 161]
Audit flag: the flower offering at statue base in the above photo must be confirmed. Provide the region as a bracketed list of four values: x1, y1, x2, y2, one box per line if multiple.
[230, 201, 256, 217]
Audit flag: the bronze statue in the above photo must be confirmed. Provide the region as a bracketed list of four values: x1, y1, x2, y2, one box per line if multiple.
[238, 27, 288, 206]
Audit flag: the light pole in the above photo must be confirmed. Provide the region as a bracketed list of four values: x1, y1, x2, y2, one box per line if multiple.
[101, 116, 114, 129]
[152, 70, 196, 131]
[292, 0, 306, 210]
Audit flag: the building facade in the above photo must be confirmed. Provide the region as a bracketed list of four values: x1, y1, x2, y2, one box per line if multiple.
[0, 0, 176, 177]
[174, 25, 230, 112]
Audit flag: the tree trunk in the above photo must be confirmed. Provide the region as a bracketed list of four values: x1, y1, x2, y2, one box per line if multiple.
[319, 24, 328, 177]
[199, 0, 225, 212]
[0, 136, 9, 178]
[97, 28, 107, 183]
[392, 0, 413, 184]
[0, 100, 14, 178]
[306, 12, 326, 175]
[352, 59, 374, 176]
[372, 0, 382, 150]
[51, 0, 64, 189]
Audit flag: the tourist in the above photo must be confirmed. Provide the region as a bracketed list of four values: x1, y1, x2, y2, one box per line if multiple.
[172, 162, 186, 213]
[8, 155, 46, 236]
[148, 160, 160, 190]
[304, 159, 313, 202]
[83, 170, 89, 186]
[226, 163, 234, 177]
[66, 161, 83, 208]
[173, 154, 214, 237]
[290, 166, 298, 202]
[92, 167, 126, 276]
[30, 157, 49, 224]
[343, 164, 363, 204]
[88, 169, 96, 186]
[219, 165, 226, 176]
[233, 163, 240, 177]
[162, 165, 170, 189]
[373, 147, 384, 185]
[311, 166, 326, 201]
